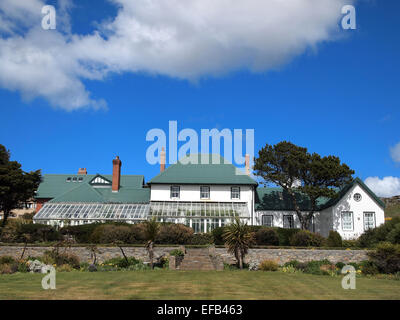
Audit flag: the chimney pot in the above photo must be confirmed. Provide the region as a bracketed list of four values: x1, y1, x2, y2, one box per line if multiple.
[245, 154, 250, 176]
[112, 156, 122, 192]
[160, 147, 166, 173]
[78, 168, 87, 175]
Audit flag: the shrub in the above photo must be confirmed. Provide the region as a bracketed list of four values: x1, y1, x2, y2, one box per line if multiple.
[102, 257, 140, 269]
[60, 223, 101, 243]
[0, 263, 14, 274]
[367, 242, 400, 274]
[90, 224, 134, 244]
[189, 233, 213, 245]
[169, 249, 184, 257]
[255, 228, 279, 246]
[212, 227, 225, 245]
[386, 223, 400, 244]
[18, 223, 62, 242]
[42, 251, 80, 269]
[283, 260, 301, 268]
[358, 217, 400, 247]
[275, 228, 300, 246]
[304, 259, 333, 275]
[259, 259, 279, 271]
[360, 260, 379, 275]
[0, 256, 16, 265]
[335, 262, 346, 270]
[289, 230, 324, 247]
[326, 231, 342, 247]
[57, 264, 73, 272]
[342, 240, 359, 248]
[156, 223, 194, 244]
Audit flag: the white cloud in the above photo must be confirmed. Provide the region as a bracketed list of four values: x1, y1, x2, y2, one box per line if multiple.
[364, 176, 400, 198]
[0, 0, 354, 110]
[390, 142, 400, 163]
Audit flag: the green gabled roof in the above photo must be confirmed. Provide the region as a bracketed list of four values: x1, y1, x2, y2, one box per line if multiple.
[255, 177, 385, 211]
[49, 183, 150, 204]
[49, 183, 104, 203]
[149, 154, 257, 185]
[36, 174, 144, 199]
[95, 187, 150, 203]
[319, 177, 385, 210]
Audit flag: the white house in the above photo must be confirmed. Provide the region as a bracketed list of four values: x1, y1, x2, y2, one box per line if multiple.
[33, 153, 385, 239]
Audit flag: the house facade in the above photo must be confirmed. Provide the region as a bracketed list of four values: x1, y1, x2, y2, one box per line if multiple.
[33, 153, 385, 239]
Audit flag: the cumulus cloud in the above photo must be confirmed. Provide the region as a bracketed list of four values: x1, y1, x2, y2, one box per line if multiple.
[0, 0, 354, 110]
[390, 142, 400, 163]
[364, 176, 400, 198]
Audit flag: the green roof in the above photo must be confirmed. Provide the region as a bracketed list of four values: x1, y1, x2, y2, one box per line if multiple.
[256, 177, 385, 211]
[36, 174, 144, 199]
[149, 154, 257, 185]
[36, 174, 147, 203]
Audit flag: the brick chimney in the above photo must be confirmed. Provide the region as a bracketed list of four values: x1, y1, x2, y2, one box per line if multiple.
[160, 147, 166, 173]
[245, 154, 250, 176]
[112, 156, 122, 192]
[78, 168, 87, 175]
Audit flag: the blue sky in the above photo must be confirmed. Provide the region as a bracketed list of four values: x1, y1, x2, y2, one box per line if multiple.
[0, 0, 399, 197]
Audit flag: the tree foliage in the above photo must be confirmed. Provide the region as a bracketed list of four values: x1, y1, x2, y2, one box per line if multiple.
[0, 144, 41, 226]
[254, 141, 354, 230]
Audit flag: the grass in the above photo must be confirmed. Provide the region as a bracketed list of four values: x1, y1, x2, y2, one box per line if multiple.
[385, 203, 400, 218]
[0, 270, 399, 300]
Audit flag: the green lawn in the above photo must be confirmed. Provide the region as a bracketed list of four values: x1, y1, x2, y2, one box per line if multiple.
[1, 270, 399, 300]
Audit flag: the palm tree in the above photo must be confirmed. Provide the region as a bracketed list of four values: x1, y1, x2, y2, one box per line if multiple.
[143, 218, 160, 269]
[222, 217, 254, 269]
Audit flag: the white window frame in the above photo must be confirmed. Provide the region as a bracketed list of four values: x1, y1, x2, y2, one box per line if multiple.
[283, 215, 294, 229]
[231, 186, 240, 200]
[170, 186, 180, 199]
[200, 186, 210, 199]
[363, 212, 376, 231]
[342, 211, 354, 231]
[262, 215, 273, 227]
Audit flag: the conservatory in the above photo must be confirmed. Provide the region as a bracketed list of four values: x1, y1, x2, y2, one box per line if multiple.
[33, 201, 250, 231]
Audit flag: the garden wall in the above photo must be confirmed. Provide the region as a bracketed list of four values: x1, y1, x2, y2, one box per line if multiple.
[0, 245, 369, 265]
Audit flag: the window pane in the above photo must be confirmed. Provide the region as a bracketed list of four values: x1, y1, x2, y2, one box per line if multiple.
[262, 215, 273, 227]
[364, 212, 375, 230]
[342, 212, 353, 230]
[283, 215, 293, 229]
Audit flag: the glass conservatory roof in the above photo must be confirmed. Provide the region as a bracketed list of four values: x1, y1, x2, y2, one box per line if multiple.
[33, 201, 250, 221]
[34, 203, 150, 221]
[149, 201, 249, 219]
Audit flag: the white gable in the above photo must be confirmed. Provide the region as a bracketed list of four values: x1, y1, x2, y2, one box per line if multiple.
[90, 176, 111, 185]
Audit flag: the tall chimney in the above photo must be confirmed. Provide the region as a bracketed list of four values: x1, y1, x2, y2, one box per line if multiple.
[78, 168, 87, 175]
[112, 156, 122, 192]
[160, 147, 166, 173]
[245, 154, 250, 176]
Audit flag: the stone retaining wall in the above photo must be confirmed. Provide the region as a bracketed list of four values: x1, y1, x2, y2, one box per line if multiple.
[0, 245, 369, 265]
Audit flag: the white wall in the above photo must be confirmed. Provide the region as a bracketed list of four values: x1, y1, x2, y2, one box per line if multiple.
[150, 184, 254, 211]
[331, 183, 385, 240]
[254, 182, 385, 240]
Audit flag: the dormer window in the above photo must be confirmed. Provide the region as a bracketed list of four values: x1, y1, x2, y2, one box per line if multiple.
[72, 177, 77, 182]
[66, 177, 71, 182]
[78, 177, 83, 182]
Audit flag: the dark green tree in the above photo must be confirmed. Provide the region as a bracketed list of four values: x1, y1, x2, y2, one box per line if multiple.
[254, 141, 354, 230]
[0, 144, 41, 226]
